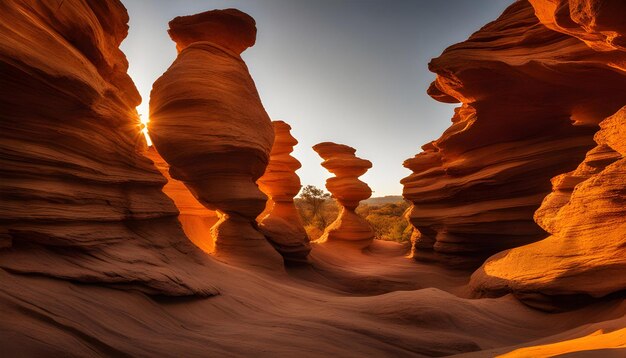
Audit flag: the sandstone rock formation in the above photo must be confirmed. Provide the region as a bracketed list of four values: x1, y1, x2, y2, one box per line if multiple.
[145, 147, 219, 253]
[313, 142, 374, 248]
[469, 0, 626, 306]
[401, 0, 626, 269]
[471, 107, 626, 310]
[2, 1, 626, 356]
[257, 121, 310, 263]
[148, 9, 283, 268]
[0, 0, 217, 296]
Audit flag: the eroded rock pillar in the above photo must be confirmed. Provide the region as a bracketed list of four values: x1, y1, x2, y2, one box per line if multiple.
[149, 9, 282, 269]
[312, 142, 374, 249]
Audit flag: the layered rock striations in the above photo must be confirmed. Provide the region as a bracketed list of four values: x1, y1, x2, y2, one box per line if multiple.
[470, 0, 626, 308]
[0, 0, 217, 296]
[145, 147, 219, 254]
[401, 0, 626, 269]
[257, 121, 310, 263]
[472, 107, 626, 309]
[313, 143, 374, 248]
[149, 9, 282, 268]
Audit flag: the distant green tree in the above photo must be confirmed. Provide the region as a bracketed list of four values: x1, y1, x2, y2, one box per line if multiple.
[296, 185, 331, 228]
[295, 186, 412, 243]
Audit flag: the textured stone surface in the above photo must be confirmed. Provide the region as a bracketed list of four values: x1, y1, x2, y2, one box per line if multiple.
[1, 1, 626, 356]
[401, 0, 626, 269]
[313, 142, 374, 248]
[257, 121, 310, 263]
[0, 0, 218, 296]
[471, 106, 626, 309]
[149, 9, 283, 269]
[145, 147, 219, 253]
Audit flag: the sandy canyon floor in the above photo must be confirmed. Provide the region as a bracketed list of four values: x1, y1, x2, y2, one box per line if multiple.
[2, 240, 625, 357]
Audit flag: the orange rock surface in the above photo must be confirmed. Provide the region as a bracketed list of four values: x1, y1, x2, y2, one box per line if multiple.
[312, 142, 375, 248]
[1, 1, 626, 356]
[467, 0, 626, 310]
[471, 106, 626, 308]
[0, 0, 217, 296]
[145, 147, 219, 253]
[257, 121, 311, 262]
[149, 9, 283, 269]
[401, 0, 626, 269]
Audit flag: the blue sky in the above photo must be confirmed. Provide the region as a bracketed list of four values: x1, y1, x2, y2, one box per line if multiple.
[121, 0, 511, 196]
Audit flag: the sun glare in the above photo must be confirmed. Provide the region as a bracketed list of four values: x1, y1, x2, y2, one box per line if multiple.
[139, 112, 153, 146]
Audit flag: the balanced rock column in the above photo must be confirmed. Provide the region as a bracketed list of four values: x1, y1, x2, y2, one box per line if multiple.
[148, 9, 282, 268]
[257, 121, 311, 262]
[312, 142, 375, 248]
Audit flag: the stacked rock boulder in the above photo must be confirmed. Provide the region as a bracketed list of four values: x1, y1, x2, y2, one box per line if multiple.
[313, 142, 375, 249]
[0, 0, 218, 296]
[401, 0, 626, 269]
[149, 9, 283, 269]
[257, 121, 311, 263]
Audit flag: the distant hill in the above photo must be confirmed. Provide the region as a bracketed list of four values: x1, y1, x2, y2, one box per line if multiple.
[362, 196, 405, 205]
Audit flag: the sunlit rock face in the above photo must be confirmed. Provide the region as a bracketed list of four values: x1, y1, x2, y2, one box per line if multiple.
[145, 147, 219, 254]
[257, 121, 311, 263]
[0, 0, 217, 296]
[149, 9, 283, 269]
[472, 106, 626, 310]
[313, 142, 374, 248]
[401, 0, 626, 269]
[470, 0, 626, 310]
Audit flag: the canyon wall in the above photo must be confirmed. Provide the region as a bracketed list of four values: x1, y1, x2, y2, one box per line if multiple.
[472, 106, 626, 310]
[148, 9, 283, 269]
[0, 0, 217, 296]
[401, 0, 626, 269]
[470, 0, 626, 309]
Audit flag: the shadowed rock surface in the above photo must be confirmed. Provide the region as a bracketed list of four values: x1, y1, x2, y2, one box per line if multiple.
[0, 0, 218, 296]
[144, 147, 219, 254]
[471, 106, 626, 310]
[258, 120, 311, 263]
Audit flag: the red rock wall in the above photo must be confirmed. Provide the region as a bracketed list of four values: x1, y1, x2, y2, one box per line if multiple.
[470, 0, 626, 310]
[401, 0, 626, 269]
[0, 0, 217, 296]
[471, 107, 626, 310]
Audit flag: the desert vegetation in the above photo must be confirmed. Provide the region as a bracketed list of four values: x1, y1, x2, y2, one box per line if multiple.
[295, 185, 412, 242]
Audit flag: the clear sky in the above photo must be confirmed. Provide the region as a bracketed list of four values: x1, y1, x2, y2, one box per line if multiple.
[120, 0, 511, 196]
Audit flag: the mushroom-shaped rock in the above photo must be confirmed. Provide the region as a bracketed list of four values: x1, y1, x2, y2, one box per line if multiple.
[312, 142, 374, 248]
[257, 121, 311, 263]
[149, 9, 283, 269]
